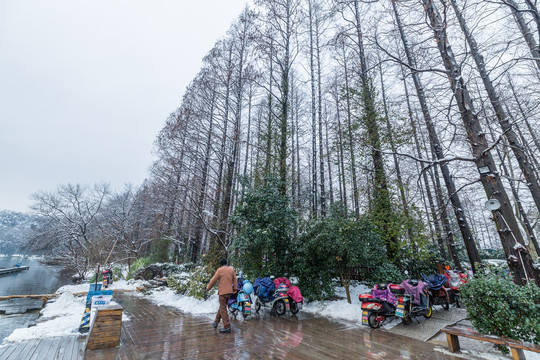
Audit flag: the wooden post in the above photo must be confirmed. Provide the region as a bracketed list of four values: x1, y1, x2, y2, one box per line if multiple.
[446, 333, 461, 353]
[510, 347, 526, 360]
[85, 304, 123, 351]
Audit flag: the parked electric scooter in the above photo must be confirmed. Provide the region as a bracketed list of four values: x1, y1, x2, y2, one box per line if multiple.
[444, 269, 468, 307]
[359, 283, 404, 329]
[101, 268, 113, 288]
[273, 277, 303, 315]
[228, 279, 254, 319]
[423, 274, 453, 310]
[396, 279, 432, 325]
[253, 277, 291, 316]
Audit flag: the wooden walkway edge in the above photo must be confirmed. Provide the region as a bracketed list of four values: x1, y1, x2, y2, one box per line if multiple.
[0, 336, 85, 360]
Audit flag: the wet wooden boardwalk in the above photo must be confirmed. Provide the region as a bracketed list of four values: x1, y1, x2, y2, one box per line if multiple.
[0, 334, 85, 360]
[1, 294, 464, 359]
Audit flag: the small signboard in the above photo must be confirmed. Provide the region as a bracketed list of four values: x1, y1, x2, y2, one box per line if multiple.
[91, 295, 112, 307]
[85, 290, 113, 308]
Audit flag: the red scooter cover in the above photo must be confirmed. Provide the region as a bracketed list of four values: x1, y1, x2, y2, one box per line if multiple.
[274, 277, 292, 288]
[287, 286, 303, 303]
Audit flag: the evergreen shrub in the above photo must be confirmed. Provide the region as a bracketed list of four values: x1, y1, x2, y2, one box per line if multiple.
[168, 265, 215, 300]
[461, 273, 540, 353]
[365, 263, 404, 285]
[126, 256, 153, 279]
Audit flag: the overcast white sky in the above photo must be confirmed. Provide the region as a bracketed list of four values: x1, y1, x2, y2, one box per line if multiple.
[0, 0, 250, 213]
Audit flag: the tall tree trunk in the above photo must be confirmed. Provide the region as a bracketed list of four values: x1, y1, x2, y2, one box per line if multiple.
[402, 72, 449, 261]
[193, 90, 216, 261]
[450, 0, 540, 215]
[353, 0, 397, 260]
[242, 85, 254, 202]
[507, 77, 540, 154]
[308, 1, 318, 216]
[316, 9, 326, 218]
[393, 0, 480, 271]
[341, 45, 360, 218]
[504, 0, 540, 74]
[423, 0, 539, 285]
[379, 61, 415, 247]
[265, 40, 274, 177]
[291, 73, 297, 207]
[324, 108, 335, 206]
[489, 126, 540, 257]
[334, 79, 348, 212]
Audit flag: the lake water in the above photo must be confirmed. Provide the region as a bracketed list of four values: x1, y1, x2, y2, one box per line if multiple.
[0, 254, 73, 343]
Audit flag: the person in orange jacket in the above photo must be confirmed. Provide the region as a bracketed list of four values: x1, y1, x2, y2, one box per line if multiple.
[206, 258, 237, 333]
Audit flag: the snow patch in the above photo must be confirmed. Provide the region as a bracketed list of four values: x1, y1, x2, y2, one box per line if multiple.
[4, 292, 85, 342]
[3, 280, 144, 343]
[142, 288, 219, 315]
[303, 282, 371, 326]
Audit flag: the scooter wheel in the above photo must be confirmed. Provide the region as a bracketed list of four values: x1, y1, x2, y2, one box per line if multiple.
[367, 313, 381, 329]
[274, 300, 286, 316]
[290, 301, 299, 315]
[402, 315, 412, 325]
[442, 301, 449, 310]
[255, 300, 261, 313]
[423, 304, 433, 318]
[455, 296, 461, 308]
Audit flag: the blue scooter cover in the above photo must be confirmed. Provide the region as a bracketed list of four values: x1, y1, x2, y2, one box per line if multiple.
[253, 277, 276, 300]
[422, 274, 447, 291]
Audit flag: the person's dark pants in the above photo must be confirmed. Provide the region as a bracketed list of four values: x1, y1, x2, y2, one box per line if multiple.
[215, 294, 231, 329]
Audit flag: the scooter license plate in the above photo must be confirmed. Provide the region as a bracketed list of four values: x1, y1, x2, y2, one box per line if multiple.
[362, 310, 368, 325]
[284, 298, 290, 310]
[396, 304, 405, 318]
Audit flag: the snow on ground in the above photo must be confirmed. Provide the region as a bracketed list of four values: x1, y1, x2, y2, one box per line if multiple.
[303, 282, 372, 326]
[142, 287, 219, 315]
[4, 292, 85, 342]
[55, 279, 146, 295]
[3, 279, 144, 343]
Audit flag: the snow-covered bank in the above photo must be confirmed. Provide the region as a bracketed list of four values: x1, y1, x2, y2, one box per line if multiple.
[143, 287, 219, 315]
[5, 292, 85, 342]
[141, 281, 373, 322]
[303, 282, 371, 326]
[3, 279, 145, 343]
[55, 279, 145, 295]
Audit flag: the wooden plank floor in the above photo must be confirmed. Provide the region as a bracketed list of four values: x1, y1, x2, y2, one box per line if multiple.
[83, 294, 464, 360]
[0, 335, 85, 360]
[0, 293, 466, 360]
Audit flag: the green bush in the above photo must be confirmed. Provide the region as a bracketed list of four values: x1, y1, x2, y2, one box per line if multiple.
[149, 238, 171, 263]
[400, 243, 443, 279]
[364, 263, 404, 286]
[126, 256, 153, 280]
[168, 265, 215, 300]
[112, 266, 125, 280]
[294, 204, 388, 302]
[230, 175, 296, 278]
[88, 272, 104, 283]
[461, 273, 540, 353]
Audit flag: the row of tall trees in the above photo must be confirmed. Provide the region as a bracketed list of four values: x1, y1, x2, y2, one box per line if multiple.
[145, 0, 540, 284]
[32, 0, 540, 285]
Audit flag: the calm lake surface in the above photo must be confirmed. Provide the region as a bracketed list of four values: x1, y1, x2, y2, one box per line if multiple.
[0, 254, 73, 343]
